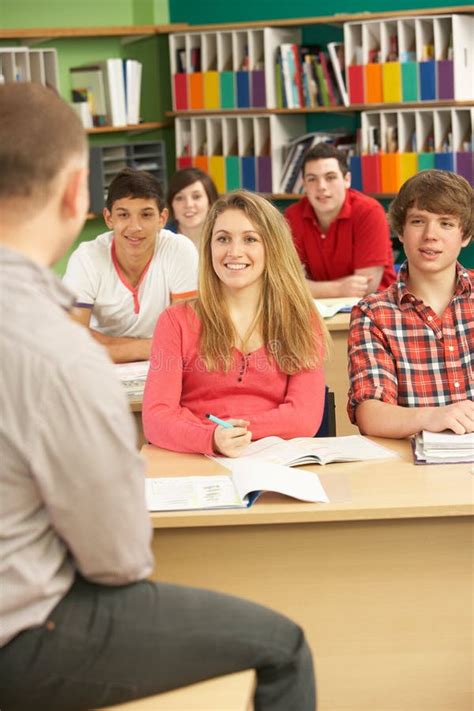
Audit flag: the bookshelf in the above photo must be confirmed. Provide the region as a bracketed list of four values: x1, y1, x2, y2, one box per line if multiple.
[0, 21, 188, 274]
[168, 8, 473, 199]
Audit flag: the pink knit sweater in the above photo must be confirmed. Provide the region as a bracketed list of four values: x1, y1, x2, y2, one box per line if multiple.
[142, 303, 325, 454]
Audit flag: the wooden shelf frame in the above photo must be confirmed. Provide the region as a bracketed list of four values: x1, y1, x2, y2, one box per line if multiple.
[87, 121, 171, 135]
[168, 100, 474, 119]
[0, 24, 188, 41]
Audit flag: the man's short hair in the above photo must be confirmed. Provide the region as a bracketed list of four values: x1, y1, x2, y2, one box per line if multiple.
[0, 83, 86, 209]
[389, 170, 474, 244]
[106, 168, 166, 212]
[302, 143, 349, 177]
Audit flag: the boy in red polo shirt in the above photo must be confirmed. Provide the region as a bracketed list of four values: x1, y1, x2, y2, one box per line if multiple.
[285, 143, 396, 298]
[348, 170, 473, 438]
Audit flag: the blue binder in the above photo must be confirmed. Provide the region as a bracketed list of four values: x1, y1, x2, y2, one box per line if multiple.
[419, 61, 436, 101]
[236, 71, 250, 107]
[241, 156, 256, 191]
[434, 153, 454, 171]
[349, 156, 363, 191]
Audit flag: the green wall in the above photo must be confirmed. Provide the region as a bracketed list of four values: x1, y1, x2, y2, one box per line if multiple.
[0, 0, 169, 28]
[168, 0, 472, 23]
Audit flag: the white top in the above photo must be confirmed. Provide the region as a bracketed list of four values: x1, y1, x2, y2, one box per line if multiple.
[63, 229, 198, 338]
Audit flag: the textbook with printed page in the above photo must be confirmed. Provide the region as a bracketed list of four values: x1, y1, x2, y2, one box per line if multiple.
[412, 430, 474, 464]
[211, 435, 398, 470]
[313, 297, 359, 318]
[145, 460, 329, 511]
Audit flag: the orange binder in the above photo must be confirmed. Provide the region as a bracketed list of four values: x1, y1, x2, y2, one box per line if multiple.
[189, 73, 204, 109]
[365, 63, 383, 103]
[194, 154, 209, 173]
[380, 153, 401, 194]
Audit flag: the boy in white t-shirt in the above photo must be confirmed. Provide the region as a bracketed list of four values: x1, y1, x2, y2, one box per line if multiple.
[64, 168, 198, 363]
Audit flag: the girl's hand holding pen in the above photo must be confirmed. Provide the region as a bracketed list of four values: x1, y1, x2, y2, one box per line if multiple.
[211, 418, 251, 458]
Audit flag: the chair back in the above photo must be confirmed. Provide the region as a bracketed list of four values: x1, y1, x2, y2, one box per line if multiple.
[315, 386, 336, 437]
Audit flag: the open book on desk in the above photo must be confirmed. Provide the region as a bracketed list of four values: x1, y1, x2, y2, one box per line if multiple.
[313, 297, 359, 319]
[211, 435, 397, 470]
[145, 460, 329, 511]
[412, 430, 474, 465]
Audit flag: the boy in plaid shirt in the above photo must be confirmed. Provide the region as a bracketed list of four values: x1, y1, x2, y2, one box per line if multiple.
[348, 170, 473, 438]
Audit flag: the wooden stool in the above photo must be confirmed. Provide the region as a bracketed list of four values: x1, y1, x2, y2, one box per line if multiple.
[98, 669, 255, 710]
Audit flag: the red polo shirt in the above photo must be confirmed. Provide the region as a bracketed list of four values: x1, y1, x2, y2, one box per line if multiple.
[284, 189, 396, 290]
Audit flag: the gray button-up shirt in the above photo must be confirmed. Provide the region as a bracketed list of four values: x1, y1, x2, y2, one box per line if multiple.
[0, 247, 153, 646]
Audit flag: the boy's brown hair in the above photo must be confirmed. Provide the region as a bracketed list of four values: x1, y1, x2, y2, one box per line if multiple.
[302, 143, 349, 177]
[389, 170, 474, 244]
[105, 168, 166, 212]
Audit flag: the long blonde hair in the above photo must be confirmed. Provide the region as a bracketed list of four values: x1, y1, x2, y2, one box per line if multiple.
[195, 190, 330, 374]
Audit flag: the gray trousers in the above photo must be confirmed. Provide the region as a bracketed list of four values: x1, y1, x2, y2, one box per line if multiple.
[0, 577, 316, 711]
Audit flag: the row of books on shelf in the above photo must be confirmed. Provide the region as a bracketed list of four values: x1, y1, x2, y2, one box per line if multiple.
[172, 63, 267, 112]
[176, 133, 472, 197]
[344, 13, 473, 103]
[0, 47, 59, 91]
[276, 42, 348, 109]
[350, 149, 473, 195]
[69, 58, 142, 128]
[347, 55, 465, 105]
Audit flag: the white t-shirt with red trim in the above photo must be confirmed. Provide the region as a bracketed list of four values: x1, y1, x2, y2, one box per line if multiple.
[63, 229, 198, 338]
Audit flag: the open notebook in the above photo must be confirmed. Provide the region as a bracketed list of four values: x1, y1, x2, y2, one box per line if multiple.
[145, 460, 329, 511]
[211, 435, 397, 470]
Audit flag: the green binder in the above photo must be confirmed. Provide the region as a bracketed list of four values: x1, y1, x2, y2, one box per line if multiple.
[401, 62, 418, 102]
[220, 72, 235, 109]
[225, 156, 241, 191]
[418, 153, 436, 171]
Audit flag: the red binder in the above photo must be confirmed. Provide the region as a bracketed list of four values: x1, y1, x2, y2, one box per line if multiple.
[173, 73, 188, 111]
[361, 154, 381, 193]
[348, 64, 365, 104]
[177, 156, 193, 170]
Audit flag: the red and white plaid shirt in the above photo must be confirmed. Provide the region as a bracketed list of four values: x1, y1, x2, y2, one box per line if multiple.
[347, 262, 474, 424]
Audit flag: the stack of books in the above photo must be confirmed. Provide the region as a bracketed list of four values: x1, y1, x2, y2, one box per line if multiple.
[275, 41, 349, 109]
[114, 361, 149, 401]
[279, 131, 356, 194]
[412, 430, 473, 465]
[70, 58, 142, 128]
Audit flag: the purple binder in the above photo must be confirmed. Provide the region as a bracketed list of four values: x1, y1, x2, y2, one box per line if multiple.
[456, 152, 473, 186]
[251, 70, 266, 107]
[437, 60, 454, 100]
[256, 156, 272, 193]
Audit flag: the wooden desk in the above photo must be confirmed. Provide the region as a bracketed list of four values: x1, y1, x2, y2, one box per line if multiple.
[142, 440, 474, 711]
[324, 311, 357, 436]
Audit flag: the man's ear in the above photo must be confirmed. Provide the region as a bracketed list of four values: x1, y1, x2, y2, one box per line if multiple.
[103, 206, 113, 229]
[62, 166, 89, 221]
[461, 234, 471, 249]
[159, 207, 169, 227]
[344, 171, 351, 188]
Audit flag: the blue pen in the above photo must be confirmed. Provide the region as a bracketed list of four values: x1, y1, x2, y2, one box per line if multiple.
[205, 413, 234, 429]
